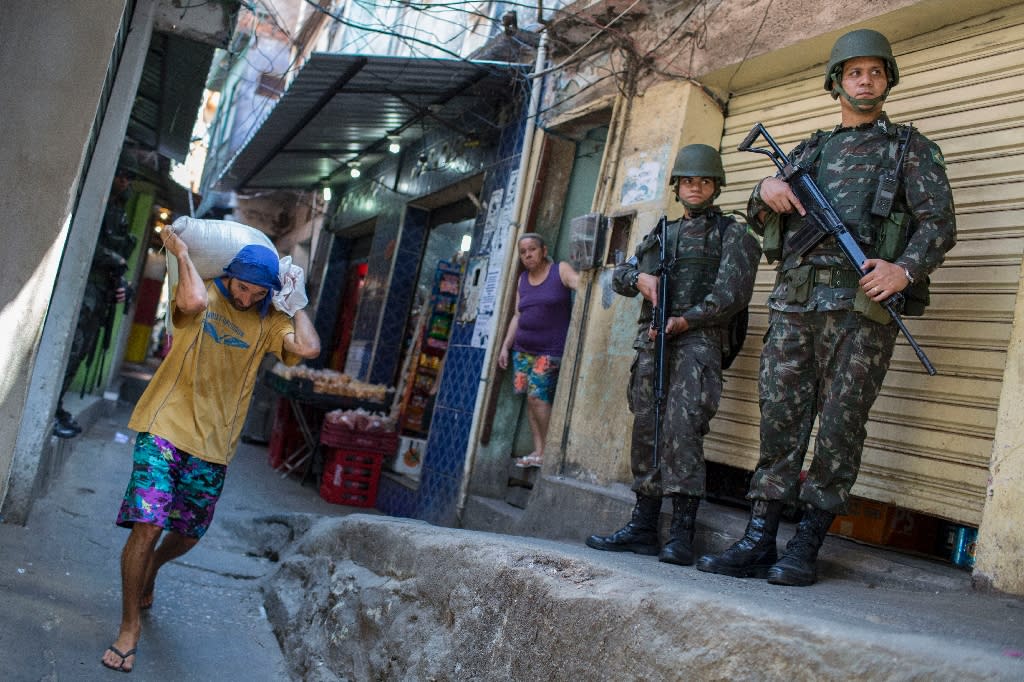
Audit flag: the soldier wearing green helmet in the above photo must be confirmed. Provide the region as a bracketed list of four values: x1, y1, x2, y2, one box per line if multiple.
[586, 143, 760, 566]
[697, 29, 957, 587]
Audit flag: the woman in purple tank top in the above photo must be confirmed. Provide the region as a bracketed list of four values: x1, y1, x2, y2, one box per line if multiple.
[498, 233, 580, 468]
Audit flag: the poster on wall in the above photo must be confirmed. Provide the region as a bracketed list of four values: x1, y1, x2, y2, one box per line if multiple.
[620, 144, 670, 206]
[472, 171, 518, 348]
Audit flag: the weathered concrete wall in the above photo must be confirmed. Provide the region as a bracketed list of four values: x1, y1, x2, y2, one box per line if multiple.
[976, 259, 1024, 593]
[262, 514, 1022, 680]
[0, 1, 128, 518]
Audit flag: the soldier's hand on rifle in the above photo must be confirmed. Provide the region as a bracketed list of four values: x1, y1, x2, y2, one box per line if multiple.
[648, 316, 689, 340]
[636, 272, 658, 305]
[759, 177, 806, 216]
[860, 258, 910, 302]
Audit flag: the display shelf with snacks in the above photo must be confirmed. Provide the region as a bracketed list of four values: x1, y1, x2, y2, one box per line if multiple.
[399, 261, 462, 435]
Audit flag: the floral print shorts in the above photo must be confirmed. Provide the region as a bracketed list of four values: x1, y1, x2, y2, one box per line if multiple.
[116, 433, 227, 539]
[512, 351, 561, 404]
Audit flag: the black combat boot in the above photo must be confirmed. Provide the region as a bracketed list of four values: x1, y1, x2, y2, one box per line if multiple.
[767, 507, 836, 586]
[695, 500, 783, 578]
[586, 494, 662, 555]
[658, 495, 701, 565]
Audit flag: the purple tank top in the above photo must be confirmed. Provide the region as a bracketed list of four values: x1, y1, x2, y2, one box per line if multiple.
[513, 261, 573, 356]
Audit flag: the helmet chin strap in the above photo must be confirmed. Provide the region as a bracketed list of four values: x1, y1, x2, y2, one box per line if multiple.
[679, 197, 714, 212]
[831, 73, 889, 111]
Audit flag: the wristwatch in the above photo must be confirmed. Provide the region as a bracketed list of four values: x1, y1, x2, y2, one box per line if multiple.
[628, 270, 641, 289]
[902, 266, 915, 285]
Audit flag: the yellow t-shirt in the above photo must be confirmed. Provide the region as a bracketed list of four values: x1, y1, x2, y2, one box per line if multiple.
[128, 280, 301, 465]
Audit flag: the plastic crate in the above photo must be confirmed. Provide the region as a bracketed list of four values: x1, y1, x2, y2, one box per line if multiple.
[319, 421, 398, 455]
[267, 398, 298, 469]
[319, 449, 383, 508]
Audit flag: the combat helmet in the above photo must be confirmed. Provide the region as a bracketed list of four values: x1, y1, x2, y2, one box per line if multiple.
[824, 29, 899, 98]
[670, 143, 725, 209]
[669, 143, 725, 186]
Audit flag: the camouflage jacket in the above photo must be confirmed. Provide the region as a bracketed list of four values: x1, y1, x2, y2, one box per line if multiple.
[748, 113, 956, 313]
[614, 208, 761, 349]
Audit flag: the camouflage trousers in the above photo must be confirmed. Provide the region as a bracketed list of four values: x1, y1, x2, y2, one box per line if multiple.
[628, 338, 722, 497]
[749, 309, 898, 514]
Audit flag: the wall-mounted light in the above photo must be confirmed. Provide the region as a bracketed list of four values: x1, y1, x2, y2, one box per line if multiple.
[322, 185, 332, 202]
[460, 234, 472, 253]
[347, 161, 361, 178]
[387, 135, 401, 154]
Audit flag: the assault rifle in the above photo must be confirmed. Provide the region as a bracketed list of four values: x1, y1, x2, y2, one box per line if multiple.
[651, 215, 669, 470]
[738, 123, 936, 375]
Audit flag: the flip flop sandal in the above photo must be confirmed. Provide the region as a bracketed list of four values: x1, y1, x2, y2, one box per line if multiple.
[514, 454, 543, 468]
[102, 645, 137, 673]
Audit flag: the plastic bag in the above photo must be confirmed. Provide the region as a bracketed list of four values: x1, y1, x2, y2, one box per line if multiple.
[273, 255, 309, 316]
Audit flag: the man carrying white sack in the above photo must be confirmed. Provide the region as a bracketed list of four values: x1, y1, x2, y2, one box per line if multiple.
[101, 226, 320, 674]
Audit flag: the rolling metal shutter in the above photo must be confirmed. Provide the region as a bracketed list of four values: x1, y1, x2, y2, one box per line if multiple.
[708, 6, 1024, 525]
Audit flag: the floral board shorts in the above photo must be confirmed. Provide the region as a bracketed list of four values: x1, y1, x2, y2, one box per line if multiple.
[116, 433, 227, 539]
[512, 351, 561, 404]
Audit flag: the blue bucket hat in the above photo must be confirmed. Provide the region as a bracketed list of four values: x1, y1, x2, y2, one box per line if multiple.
[220, 244, 281, 316]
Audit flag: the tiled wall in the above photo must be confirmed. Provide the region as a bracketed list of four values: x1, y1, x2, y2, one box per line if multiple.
[369, 207, 428, 386]
[311, 235, 349, 369]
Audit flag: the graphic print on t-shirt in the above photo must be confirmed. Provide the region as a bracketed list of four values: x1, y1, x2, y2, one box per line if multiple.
[203, 311, 251, 349]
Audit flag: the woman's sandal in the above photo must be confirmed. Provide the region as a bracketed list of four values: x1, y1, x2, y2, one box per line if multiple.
[514, 454, 543, 468]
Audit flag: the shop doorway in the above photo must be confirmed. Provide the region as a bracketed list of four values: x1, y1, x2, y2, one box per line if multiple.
[507, 125, 602, 464]
[495, 124, 608, 502]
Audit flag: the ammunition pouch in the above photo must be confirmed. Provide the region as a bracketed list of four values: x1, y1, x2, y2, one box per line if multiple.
[876, 210, 930, 316]
[854, 287, 894, 324]
[781, 265, 859, 305]
[783, 265, 815, 304]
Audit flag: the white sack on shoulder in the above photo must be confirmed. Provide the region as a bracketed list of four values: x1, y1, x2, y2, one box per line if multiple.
[165, 217, 278, 331]
[273, 255, 309, 316]
[167, 216, 277, 280]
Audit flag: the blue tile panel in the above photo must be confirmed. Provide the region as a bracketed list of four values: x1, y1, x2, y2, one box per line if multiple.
[436, 342, 484, 414]
[413, 467, 462, 527]
[370, 207, 428, 386]
[376, 475, 417, 518]
[312, 235, 350, 369]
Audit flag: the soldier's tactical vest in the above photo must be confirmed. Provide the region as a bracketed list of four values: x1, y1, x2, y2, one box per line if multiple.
[782, 123, 930, 316]
[637, 211, 724, 319]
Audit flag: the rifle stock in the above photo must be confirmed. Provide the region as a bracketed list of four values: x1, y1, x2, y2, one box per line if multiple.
[738, 123, 937, 376]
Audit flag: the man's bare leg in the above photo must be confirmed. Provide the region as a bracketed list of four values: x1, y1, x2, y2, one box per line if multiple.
[102, 522, 162, 672]
[141, 531, 199, 609]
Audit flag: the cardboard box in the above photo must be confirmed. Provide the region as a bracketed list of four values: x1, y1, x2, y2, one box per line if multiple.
[830, 498, 893, 545]
[393, 436, 426, 479]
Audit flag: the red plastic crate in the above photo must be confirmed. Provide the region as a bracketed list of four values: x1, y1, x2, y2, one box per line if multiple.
[268, 398, 298, 469]
[319, 448, 383, 508]
[319, 421, 398, 454]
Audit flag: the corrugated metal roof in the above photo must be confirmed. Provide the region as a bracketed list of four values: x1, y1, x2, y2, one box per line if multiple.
[216, 52, 520, 191]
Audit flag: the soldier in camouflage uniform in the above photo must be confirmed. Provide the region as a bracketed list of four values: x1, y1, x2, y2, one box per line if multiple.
[697, 29, 956, 586]
[54, 165, 138, 438]
[586, 144, 761, 566]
